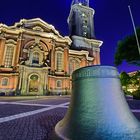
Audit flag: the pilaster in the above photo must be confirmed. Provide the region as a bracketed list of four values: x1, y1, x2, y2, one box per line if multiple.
[18, 66, 24, 90]
[14, 38, 23, 66]
[96, 51, 100, 64]
[0, 37, 6, 65]
[51, 43, 55, 72]
[81, 57, 87, 67]
[64, 47, 69, 73]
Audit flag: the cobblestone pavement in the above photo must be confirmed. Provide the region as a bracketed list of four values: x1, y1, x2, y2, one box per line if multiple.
[0, 104, 45, 118]
[0, 96, 140, 140]
[18, 98, 70, 105]
[0, 108, 67, 140]
[0, 96, 69, 140]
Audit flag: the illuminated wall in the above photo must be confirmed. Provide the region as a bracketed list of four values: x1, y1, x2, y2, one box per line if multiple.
[0, 18, 98, 95]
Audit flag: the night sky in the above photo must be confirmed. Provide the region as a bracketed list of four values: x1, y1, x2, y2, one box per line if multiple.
[0, 0, 140, 73]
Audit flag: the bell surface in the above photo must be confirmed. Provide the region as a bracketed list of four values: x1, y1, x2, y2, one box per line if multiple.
[55, 65, 140, 140]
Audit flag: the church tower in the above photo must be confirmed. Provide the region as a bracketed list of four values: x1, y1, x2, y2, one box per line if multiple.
[68, 0, 103, 64]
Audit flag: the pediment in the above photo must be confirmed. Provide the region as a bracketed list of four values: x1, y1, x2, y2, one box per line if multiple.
[8, 18, 72, 45]
[11, 18, 60, 36]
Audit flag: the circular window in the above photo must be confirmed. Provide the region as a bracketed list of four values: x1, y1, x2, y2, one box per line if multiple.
[30, 75, 38, 81]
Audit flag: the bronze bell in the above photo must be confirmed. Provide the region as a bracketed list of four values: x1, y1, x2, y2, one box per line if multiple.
[55, 66, 140, 140]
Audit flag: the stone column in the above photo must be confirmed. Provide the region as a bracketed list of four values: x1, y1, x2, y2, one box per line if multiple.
[64, 47, 69, 73]
[93, 48, 100, 65]
[81, 57, 87, 67]
[51, 44, 55, 72]
[93, 50, 97, 65]
[0, 37, 6, 65]
[18, 66, 24, 90]
[22, 68, 28, 94]
[43, 69, 48, 94]
[96, 51, 100, 64]
[14, 38, 23, 66]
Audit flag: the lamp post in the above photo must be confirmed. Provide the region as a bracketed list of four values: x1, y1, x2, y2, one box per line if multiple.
[128, 5, 140, 55]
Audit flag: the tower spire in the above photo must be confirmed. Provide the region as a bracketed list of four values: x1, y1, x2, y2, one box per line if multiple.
[72, 0, 89, 6]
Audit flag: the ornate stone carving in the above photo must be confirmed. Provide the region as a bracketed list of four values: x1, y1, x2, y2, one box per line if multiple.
[6, 39, 17, 45]
[33, 26, 44, 32]
[72, 66, 119, 81]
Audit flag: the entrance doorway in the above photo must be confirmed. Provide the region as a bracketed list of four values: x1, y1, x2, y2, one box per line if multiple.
[29, 75, 39, 92]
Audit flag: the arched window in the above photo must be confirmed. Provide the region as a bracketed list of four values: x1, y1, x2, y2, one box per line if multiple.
[1, 78, 9, 86]
[32, 52, 39, 64]
[69, 59, 80, 75]
[56, 80, 62, 88]
[30, 75, 39, 81]
[4, 46, 14, 67]
[56, 52, 63, 71]
[69, 60, 75, 75]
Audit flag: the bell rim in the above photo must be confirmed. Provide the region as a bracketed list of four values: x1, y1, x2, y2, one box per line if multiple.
[72, 65, 119, 81]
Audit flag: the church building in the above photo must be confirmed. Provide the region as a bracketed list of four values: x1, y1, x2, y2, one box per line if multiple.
[0, 0, 103, 95]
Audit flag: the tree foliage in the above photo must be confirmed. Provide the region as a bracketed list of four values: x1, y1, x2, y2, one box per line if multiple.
[130, 72, 139, 86]
[114, 27, 140, 66]
[120, 71, 140, 97]
[120, 72, 131, 91]
[130, 71, 140, 99]
[131, 71, 140, 88]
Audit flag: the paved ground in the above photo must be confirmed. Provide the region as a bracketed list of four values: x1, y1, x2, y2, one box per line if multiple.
[0, 95, 139, 140]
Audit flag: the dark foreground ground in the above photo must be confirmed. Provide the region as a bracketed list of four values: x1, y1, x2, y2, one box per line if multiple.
[0, 95, 139, 140]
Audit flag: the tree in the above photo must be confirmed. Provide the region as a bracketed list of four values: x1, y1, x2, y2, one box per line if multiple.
[131, 71, 140, 89]
[131, 71, 140, 99]
[120, 72, 131, 92]
[120, 71, 140, 97]
[114, 27, 140, 66]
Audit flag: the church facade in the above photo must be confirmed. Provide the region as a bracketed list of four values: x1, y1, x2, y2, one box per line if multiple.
[0, 0, 103, 95]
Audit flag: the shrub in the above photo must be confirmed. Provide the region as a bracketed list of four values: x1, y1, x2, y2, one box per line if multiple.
[133, 90, 140, 100]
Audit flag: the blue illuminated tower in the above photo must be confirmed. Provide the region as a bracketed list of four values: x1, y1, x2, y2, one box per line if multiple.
[68, 0, 94, 39]
[68, 0, 103, 64]
[71, 0, 89, 6]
